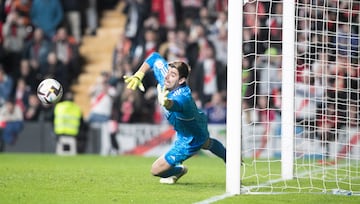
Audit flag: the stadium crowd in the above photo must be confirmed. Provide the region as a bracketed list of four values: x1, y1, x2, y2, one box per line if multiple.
[0, 0, 118, 120]
[0, 0, 359, 150]
[0, 0, 119, 150]
[240, 0, 360, 147]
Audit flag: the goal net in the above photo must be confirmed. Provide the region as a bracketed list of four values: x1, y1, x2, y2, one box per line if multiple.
[240, 0, 360, 195]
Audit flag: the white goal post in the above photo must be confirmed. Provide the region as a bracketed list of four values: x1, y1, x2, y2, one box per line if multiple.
[227, 0, 360, 195]
[226, 0, 243, 195]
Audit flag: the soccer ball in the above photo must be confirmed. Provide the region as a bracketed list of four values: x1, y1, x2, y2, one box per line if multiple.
[37, 78, 63, 105]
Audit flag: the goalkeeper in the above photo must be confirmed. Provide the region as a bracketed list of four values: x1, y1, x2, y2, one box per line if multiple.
[124, 52, 226, 184]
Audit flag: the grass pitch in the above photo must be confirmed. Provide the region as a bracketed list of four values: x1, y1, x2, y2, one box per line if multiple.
[0, 153, 359, 204]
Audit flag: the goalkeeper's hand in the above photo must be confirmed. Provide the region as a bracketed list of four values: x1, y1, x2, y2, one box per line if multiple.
[157, 84, 170, 108]
[123, 71, 145, 91]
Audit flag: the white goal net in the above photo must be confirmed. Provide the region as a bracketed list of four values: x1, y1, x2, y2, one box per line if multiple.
[240, 0, 360, 195]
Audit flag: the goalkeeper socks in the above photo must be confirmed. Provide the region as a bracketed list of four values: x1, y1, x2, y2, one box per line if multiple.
[157, 165, 184, 178]
[207, 138, 226, 163]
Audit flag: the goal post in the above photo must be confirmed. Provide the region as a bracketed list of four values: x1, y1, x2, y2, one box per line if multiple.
[281, 0, 295, 181]
[226, 0, 243, 195]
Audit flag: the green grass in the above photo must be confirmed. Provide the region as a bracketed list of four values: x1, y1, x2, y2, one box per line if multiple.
[0, 154, 359, 204]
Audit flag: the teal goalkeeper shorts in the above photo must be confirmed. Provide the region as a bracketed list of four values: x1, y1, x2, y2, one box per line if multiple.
[164, 137, 207, 166]
[164, 146, 192, 166]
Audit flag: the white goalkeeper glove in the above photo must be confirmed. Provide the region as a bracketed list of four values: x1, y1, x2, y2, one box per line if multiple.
[157, 84, 170, 107]
[123, 71, 145, 92]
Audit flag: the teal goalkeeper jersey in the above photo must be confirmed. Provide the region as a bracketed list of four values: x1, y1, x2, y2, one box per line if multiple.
[145, 52, 209, 153]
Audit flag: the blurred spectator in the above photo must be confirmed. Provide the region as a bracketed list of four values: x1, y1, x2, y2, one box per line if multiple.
[208, 25, 227, 66]
[13, 59, 39, 92]
[242, 56, 256, 108]
[180, 0, 202, 20]
[253, 94, 278, 159]
[151, 0, 176, 30]
[243, 1, 267, 55]
[85, 0, 98, 35]
[41, 52, 68, 92]
[186, 23, 209, 68]
[13, 77, 31, 113]
[12, 0, 32, 26]
[61, 0, 83, 44]
[89, 71, 109, 98]
[123, 0, 151, 47]
[87, 71, 116, 125]
[132, 27, 158, 68]
[347, 102, 359, 129]
[52, 26, 80, 85]
[266, 2, 282, 49]
[256, 47, 282, 96]
[112, 32, 132, 74]
[242, 28, 256, 64]
[0, 0, 12, 22]
[256, 95, 276, 125]
[108, 98, 121, 154]
[158, 29, 187, 62]
[348, 60, 360, 108]
[198, 6, 211, 29]
[24, 93, 42, 121]
[316, 102, 337, 158]
[113, 57, 133, 84]
[118, 88, 141, 123]
[328, 55, 349, 113]
[203, 92, 226, 124]
[208, 10, 227, 35]
[142, 12, 161, 34]
[190, 43, 226, 106]
[312, 51, 329, 82]
[30, 0, 64, 39]
[205, 0, 228, 18]
[333, 23, 359, 58]
[294, 68, 317, 137]
[174, 28, 188, 52]
[2, 10, 27, 75]
[242, 99, 257, 126]
[0, 65, 13, 107]
[22, 28, 52, 73]
[0, 98, 24, 151]
[142, 86, 158, 123]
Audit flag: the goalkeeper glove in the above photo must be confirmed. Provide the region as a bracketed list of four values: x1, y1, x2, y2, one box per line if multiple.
[157, 84, 170, 107]
[123, 71, 145, 91]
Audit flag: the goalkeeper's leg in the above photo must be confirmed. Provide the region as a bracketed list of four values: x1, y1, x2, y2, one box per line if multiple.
[155, 165, 184, 178]
[202, 138, 226, 163]
[151, 155, 188, 184]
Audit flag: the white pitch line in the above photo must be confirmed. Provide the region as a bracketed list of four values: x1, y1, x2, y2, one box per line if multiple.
[193, 192, 234, 204]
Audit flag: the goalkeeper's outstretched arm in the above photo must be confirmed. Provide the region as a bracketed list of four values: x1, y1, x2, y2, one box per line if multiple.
[123, 61, 151, 91]
[124, 52, 169, 91]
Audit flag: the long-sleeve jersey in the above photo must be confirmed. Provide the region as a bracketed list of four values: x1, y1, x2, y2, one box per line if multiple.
[145, 52, 209, 153]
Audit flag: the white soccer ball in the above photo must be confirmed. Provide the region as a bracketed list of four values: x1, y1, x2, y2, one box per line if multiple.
[37, 78, 63, 105]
